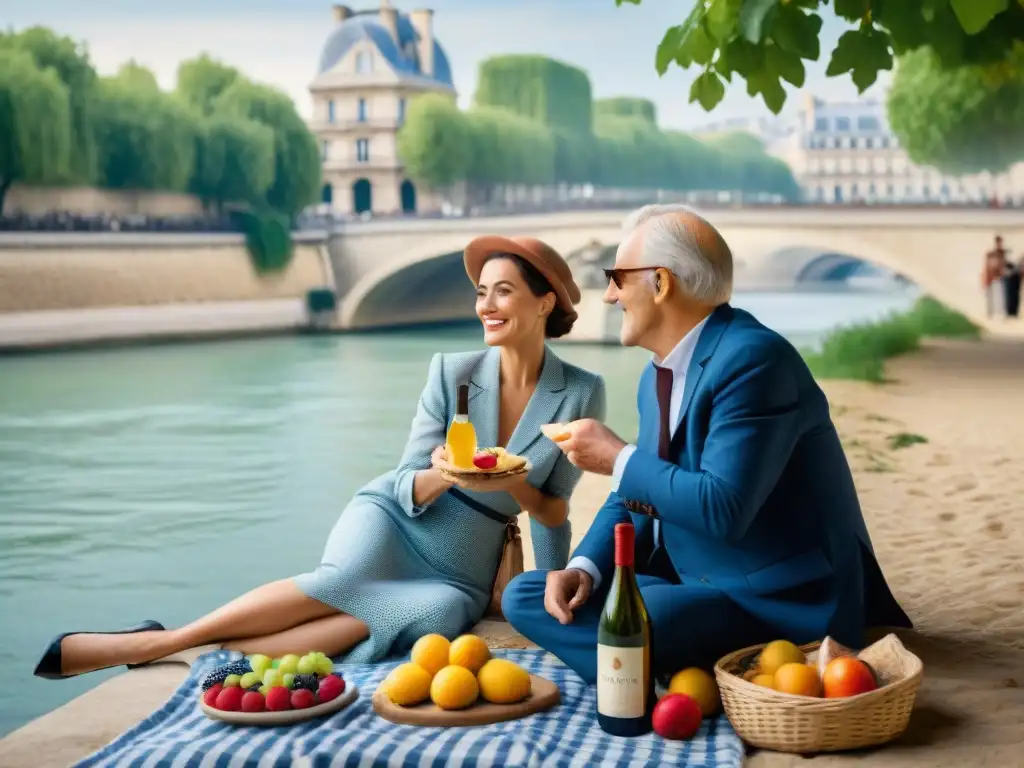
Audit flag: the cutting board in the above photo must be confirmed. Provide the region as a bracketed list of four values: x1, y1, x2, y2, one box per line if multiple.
[372, 674, 560, 727]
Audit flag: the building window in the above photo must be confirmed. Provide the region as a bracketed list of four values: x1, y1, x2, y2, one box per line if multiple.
[355, 51, 372, 73]
[356, 138, 369, 162]
[398, 97, 406, 124]
[815, 117, 828, 131]
[321, 140, 329, 160]
[835, 117, 851, 131]
[327, 100, 335, 123]
[357, 98, 367, 122]
[857, 116, 880, 131]
[879, 136, 889, 148]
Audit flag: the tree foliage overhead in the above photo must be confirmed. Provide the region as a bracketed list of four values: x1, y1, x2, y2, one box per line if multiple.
[887, 45, 1024, 175]
[617, 0, 1024, 115]
[474, 55, 594, 134]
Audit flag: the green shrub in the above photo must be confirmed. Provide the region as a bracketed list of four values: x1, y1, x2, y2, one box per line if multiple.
[801, 296, 978, 382]
[234, 208, 292, 273]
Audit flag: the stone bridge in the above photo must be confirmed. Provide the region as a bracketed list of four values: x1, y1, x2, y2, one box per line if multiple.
[326, 207, 1024, 333]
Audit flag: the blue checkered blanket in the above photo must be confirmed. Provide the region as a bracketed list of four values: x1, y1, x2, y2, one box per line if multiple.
[76, 649, 745, 767]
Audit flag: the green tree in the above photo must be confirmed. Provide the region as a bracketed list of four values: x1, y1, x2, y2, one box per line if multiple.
[396, 93, 470, 189]
[594, 97, 658, 124]
[176, 53, 241, 116]
[618, 0, 1024, 114]
[474, 55, 594, 134]
[113, 60, 160, 91]
[213, 79, 321, 216]
[92, 78, 198, 192]
[1, 26, 99, 183]
[192, 113, 276, 210]
[0, 47, 72, 212]
[464, 107, 556, 197]
[887, 46, 1024, 175]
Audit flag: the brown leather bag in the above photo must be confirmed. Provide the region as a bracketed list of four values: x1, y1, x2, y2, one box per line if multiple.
[487, 518, 524, 618]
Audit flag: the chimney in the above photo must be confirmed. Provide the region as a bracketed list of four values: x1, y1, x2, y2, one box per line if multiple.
[331, 4, 352, 24]
[410, 8, 434, 77]
[379, 0, 399, 43]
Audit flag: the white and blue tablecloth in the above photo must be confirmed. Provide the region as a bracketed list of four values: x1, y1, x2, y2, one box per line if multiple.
[76, 649, 745, 767]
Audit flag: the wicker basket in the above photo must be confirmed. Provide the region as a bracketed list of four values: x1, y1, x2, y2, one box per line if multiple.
[714, 633, 923, 753]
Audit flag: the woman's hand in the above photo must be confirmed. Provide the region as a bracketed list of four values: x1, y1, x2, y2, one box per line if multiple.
[430, 445, 450, 471]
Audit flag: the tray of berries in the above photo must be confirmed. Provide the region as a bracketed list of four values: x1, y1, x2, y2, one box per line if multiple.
[199, 650, 357, 725]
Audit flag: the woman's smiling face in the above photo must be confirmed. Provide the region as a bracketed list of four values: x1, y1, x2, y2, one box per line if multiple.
[475, 256, 552, 347]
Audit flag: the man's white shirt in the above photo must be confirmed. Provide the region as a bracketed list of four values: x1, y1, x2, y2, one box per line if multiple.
[566, 315, 710, 591]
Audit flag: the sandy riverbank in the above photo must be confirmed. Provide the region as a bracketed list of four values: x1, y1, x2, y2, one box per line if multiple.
[2, 337, 1022, 767]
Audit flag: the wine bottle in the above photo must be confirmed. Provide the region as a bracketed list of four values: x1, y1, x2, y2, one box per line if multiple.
[596, 522, 653, 736]
[446, 384, 477, 469]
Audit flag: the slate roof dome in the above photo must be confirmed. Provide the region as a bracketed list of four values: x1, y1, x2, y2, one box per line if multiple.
[317, 4, 454, 88]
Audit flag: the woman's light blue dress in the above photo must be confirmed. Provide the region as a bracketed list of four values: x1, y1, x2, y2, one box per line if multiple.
[294, 346, 607, 663]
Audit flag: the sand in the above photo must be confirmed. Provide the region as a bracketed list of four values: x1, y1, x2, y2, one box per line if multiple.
[2, 336, 1023, 767]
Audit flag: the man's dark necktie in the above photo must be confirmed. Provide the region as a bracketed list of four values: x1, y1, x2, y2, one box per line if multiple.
[656, 365, 673, 460]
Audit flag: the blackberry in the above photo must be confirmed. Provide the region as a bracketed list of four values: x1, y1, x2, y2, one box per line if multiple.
[292, 674, 319, 692]
[247, 684, 263, 692]
[200, 659, 253, 691]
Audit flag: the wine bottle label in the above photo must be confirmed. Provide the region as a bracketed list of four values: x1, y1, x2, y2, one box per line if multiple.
[596, 644, 645, 718]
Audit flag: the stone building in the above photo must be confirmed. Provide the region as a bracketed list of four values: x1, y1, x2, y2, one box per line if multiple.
[771, 92, 1024, 206]
[308, 2, 456, 216]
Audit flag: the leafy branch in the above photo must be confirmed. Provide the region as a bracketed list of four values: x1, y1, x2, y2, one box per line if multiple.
[616, 0, 1024, 114]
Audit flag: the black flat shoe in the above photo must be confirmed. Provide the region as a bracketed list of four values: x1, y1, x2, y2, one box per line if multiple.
[33, 620, 166, 680]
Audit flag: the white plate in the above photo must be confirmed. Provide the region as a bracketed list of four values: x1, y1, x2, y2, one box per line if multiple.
[199, 684, 358, 726]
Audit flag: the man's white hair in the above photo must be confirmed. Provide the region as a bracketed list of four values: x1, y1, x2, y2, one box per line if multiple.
[620, 203, 733, 304]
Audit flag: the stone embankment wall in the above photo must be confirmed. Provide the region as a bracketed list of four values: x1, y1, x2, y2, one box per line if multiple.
[0, 235, 330, 313]
[5, 185, 204, 217]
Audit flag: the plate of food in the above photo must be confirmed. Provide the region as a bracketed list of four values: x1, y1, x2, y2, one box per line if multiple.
[198, 651, 358, 726]
[371, 633, 560, 727]
[438, 447, 530, 480]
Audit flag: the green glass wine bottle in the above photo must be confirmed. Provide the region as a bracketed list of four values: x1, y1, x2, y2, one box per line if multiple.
[596, 521, 654, 736]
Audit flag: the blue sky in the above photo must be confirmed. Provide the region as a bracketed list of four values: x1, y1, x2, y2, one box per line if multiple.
[5, 0, 890, 129]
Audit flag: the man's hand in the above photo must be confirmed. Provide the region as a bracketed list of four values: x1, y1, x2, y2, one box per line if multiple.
[555, 418, 627, 476]
[544, 568, 593, 625]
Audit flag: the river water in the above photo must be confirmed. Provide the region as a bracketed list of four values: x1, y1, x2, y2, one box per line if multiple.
[0, 288, 915, 737]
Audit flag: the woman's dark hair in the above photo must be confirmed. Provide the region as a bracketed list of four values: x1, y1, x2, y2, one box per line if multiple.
[483, 253, 576, 339]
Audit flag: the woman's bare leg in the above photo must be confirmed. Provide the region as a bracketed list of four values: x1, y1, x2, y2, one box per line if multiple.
[222, 614, 369, 660]
[59, 579, 337, 676]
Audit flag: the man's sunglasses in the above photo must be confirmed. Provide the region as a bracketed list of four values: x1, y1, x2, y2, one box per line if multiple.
[603, 267, 659, 289]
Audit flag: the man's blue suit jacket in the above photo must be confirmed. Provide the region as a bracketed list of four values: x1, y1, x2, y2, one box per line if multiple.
[573, 303, 912, 647]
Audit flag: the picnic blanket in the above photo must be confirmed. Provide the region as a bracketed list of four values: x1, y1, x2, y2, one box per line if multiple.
[76, 649, 745, 767]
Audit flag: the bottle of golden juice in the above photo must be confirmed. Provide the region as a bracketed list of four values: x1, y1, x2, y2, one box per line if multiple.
[446, 384, 477, 469]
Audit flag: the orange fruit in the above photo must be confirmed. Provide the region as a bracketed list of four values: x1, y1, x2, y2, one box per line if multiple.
[410, 634, 450, 676]
[667, 667, 720, 717]
[751, 673, 777, 688]
[773, 662, 822, 697]
[822, 656, 878, 698]
[449, 634, 491, 673]
[477, 659, 531, 704]
[430, 665, 479, 710]
[385, 663, 432, 706]
[757, 640, 805, 675]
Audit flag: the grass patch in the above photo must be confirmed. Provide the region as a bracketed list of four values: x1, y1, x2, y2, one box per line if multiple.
[801, 296, 980, 382]
[888, 432, 928, 450]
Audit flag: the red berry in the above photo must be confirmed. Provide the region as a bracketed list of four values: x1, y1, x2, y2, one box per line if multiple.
[652, 693, 703, 741]
[472, 452, 497, 469]
[241, 691, 266, 713]
[214, 686, 245, 712]
[265, 687, 292, 712]
[317, 674, 345, 702]
[291, 689, 317, 709]
[203, 683, 223, 707]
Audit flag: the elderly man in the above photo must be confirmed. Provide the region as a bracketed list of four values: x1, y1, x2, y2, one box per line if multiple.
[501, 204, 911, 685]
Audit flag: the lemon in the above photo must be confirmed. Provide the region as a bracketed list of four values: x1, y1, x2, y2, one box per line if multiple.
[449, 634, 491, 673]
[476, 658, 531, 704]
[757, 640, 806, 676]
[773, 662, 822, 697]
[386, 662, 432, 706]
[411, 633, 451, 676]
[667, 667, 720, 717]
[430, 665, 479, 710]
